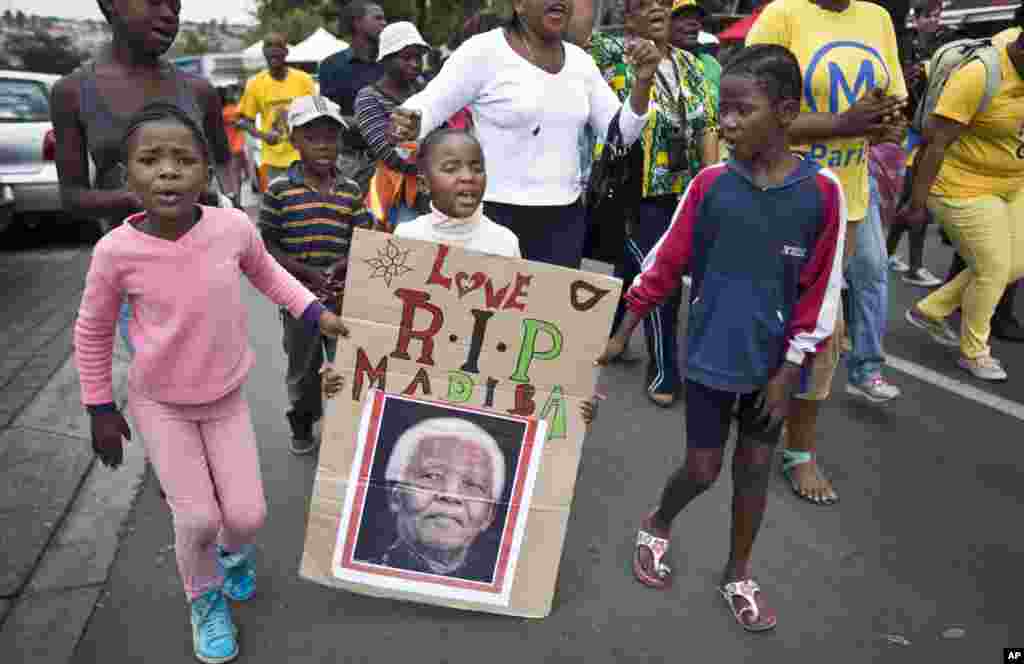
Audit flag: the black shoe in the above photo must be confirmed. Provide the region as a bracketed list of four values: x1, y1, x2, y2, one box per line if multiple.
[287, 411, 317, 456]
[991, 317, 1024, 343]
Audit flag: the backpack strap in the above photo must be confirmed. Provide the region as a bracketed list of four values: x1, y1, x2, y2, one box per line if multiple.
[912, 39, 1001, 134]
[974, 44, 1002, 116]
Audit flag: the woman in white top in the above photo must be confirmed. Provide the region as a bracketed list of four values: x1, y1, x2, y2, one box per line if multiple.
[389, 0, 660, 268]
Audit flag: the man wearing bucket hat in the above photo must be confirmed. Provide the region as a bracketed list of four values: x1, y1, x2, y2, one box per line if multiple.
[671, 0, 721, 112]
[356, 21, 432, 228]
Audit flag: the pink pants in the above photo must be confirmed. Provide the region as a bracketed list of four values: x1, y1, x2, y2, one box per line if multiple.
[130, 386, 267, 600]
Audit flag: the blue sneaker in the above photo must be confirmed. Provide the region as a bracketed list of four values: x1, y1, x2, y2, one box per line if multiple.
[190, 588, 238, 664]
[218, 545, 256, 602]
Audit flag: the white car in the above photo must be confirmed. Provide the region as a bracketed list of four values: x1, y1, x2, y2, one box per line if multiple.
[0, 70, 61, 234]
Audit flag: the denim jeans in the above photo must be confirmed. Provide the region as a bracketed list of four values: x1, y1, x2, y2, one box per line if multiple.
[119, 300, 134, 356]
[844, 176, 888, 384]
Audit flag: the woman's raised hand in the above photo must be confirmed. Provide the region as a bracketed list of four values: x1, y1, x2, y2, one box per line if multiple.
[625, 38, 661, 82]
[389, 108, 422, 145]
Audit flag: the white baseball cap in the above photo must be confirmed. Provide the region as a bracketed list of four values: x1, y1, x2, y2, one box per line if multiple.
[377, 21, 430, 62]
[288, 95, 346, 133]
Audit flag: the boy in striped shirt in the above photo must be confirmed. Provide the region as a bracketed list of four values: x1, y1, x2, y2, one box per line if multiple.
[261, 95, 373, 455]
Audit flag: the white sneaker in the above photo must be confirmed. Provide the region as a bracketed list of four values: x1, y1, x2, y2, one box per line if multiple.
[848, 374, 901, 403]
[958, 355, 1008, 382]
[902, 267, 943, 287]
[682, 275, 693, 288]
[888, 255, 910, 273]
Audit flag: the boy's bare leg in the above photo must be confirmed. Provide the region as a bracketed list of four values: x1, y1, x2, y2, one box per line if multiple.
[785, 400, 838, 503]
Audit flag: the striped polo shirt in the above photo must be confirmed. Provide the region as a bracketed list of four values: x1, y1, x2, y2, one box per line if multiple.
[259, 162, 372, 267]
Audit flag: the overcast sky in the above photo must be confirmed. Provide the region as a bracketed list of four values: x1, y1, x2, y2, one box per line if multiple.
[7, 0, 257, 23]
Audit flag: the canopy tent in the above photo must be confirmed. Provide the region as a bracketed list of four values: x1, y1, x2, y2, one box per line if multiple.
[286, 28, 349, 64]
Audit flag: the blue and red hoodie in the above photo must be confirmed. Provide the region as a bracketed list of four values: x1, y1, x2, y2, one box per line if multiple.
[625, 158, 847, 393]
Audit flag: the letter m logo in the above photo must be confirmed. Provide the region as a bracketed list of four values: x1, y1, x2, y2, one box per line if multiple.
[804, 42, 890, 113]
[828, 60, 876, 113]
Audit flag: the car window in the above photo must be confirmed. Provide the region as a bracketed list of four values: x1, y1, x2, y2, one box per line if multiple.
[0, 79, 50, 123]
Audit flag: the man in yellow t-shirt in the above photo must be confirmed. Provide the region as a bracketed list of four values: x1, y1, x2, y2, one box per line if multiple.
[746, 0, 907, 505]
[904, 20, 1024, 381]
[239, 32, 316, 191]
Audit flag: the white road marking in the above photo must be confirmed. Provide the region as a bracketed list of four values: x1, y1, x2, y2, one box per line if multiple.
[846, 355, 1024, 422]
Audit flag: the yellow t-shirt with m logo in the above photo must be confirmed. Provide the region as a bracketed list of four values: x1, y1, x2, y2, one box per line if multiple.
[746, 0, 907, 221]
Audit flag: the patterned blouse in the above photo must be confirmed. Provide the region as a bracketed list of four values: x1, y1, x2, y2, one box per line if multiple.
[590, 32, 717, 198]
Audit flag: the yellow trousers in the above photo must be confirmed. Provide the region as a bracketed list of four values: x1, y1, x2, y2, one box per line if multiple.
[917, 189, 1024, 359]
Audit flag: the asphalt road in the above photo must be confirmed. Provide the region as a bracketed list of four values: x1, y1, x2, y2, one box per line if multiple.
[70, 226, 1023, 663]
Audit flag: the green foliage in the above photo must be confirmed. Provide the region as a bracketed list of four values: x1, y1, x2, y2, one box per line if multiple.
[418, 0, 466, 45]
[177, 31, 212, 56]
[247, 0, 500, 48]
[247, 5, 327, 45]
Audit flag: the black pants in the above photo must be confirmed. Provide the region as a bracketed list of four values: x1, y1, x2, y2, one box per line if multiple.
[610, 196, 683, 394]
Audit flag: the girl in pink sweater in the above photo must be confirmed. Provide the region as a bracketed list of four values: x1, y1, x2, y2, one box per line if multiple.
[74, 102, 347, 664]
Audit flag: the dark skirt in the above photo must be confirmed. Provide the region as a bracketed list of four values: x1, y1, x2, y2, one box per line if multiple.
[483, 198, 587, 269]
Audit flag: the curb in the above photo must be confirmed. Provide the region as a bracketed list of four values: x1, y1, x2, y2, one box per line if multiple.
[0, 342, 146, 663]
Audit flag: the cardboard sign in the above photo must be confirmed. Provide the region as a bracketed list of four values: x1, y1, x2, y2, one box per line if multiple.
[300, 229, 622, 617]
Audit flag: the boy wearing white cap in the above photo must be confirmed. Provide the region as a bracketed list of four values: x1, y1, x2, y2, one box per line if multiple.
[260, 95, 374, 454]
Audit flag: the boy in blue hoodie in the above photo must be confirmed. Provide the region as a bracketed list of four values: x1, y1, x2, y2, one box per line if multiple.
[598, 45, 846, 632]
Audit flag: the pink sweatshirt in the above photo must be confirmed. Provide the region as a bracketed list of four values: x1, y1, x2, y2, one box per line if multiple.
[75, 206, 319, 407]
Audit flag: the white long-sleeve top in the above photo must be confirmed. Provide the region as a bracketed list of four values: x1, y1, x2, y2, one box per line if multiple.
[404, 28, 650, 206]
[394, 204, 521, 258]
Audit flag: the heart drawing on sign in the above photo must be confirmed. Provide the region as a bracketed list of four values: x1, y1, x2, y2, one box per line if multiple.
[455, 272, 487, 298]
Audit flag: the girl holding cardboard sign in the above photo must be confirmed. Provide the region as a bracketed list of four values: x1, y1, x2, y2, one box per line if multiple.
[324, 129, 601, 425]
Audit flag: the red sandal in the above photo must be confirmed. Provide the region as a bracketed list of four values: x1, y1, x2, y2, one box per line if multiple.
[633, 524, 672, 589]
[719, 579, 778, 632]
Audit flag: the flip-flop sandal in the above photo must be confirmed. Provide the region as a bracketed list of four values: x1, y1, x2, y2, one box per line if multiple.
[780, 449, 839, 505]
[720, 579, 778, 632]
[633, 526, 672, 589]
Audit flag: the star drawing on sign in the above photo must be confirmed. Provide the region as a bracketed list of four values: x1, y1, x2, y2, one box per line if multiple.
[364, 239, 413, 287]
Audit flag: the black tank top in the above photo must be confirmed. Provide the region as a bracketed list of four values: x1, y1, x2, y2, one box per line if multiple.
[78, 61, 204, 192]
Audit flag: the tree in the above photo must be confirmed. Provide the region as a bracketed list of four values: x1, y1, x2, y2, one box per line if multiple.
[5, 31, 83, 75]
[14, 10, 26, 27]
[246, 7, 324, 45]
[2, 9, 12, 24]
[178, 31, 211, 56]
[248, 0, 469, 47]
